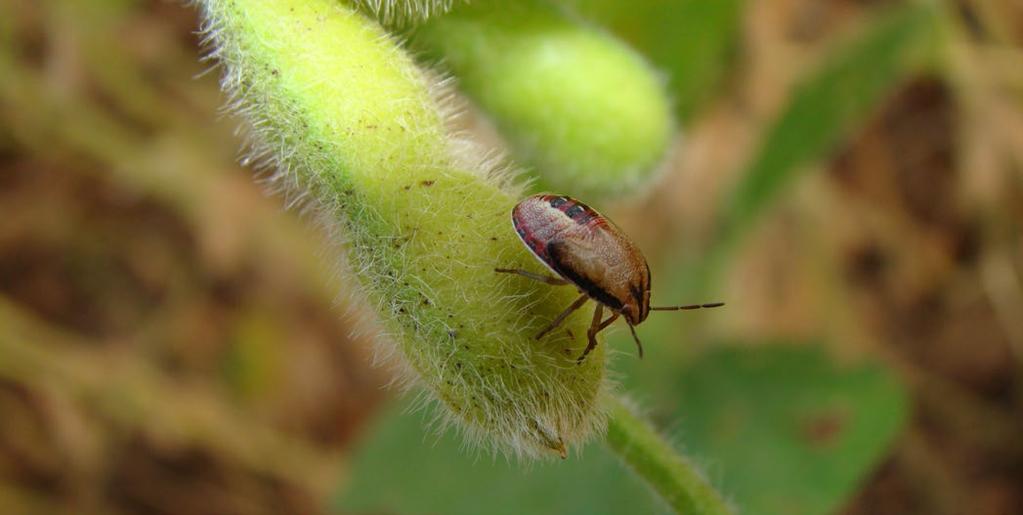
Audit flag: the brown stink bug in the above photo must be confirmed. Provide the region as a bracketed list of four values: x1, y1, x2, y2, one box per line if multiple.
[496, 193, 724, 363]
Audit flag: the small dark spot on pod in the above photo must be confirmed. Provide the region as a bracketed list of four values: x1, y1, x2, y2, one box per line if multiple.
[420, 180, 435, 187]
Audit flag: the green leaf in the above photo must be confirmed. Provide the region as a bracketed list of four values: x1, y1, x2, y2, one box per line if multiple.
[336, 344, 905, 515]
[716, 3, 942, 256]
[336, 400, 671, 515]
[660, 3, 943, 300]
[671, 344, 908, 515]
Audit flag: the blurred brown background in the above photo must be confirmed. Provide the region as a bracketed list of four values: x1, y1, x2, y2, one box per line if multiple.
[1, 0, 1022, 514]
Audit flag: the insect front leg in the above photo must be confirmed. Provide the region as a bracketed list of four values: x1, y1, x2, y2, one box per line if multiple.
[577, 306, 619, 364]
[534, 293, 588, 340]
[495, 268, 571, 286]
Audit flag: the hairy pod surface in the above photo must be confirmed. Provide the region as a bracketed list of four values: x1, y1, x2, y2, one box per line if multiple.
[198, 0, 610, 458]
[350, 0, 461, 27]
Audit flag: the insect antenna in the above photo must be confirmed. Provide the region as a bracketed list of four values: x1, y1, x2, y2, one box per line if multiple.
[650, 302, 725, 311]
[626, 323, 644, 359]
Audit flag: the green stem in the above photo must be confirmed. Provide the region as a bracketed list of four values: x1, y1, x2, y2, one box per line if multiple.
[605, 395, 734, 515]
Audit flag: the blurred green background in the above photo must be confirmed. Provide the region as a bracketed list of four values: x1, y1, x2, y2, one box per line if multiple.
[1, 0, 1022, 514]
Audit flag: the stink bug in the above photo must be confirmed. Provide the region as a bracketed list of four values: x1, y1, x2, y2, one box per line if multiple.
[496, 193, 724, 363]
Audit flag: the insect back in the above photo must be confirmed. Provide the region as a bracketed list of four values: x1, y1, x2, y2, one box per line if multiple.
[499, 193, 723, 363]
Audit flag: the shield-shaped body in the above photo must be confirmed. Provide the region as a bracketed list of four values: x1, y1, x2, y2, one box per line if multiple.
[511, 194, 651, 325]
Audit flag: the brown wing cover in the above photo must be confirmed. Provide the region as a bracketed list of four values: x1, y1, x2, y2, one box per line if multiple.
[512, 194, 651, 324]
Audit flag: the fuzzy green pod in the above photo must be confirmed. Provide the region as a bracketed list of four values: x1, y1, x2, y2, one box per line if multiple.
[410, 0, 675, 199]
[197, 0, 609, 458]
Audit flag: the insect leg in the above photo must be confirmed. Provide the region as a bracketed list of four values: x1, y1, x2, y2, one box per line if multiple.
[577, 308, 620, 364]
[577, 304, 603, 364]
[495, 268, 571, 286]
[650, 302, 725, 311]
[534, 293, 588, 340]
